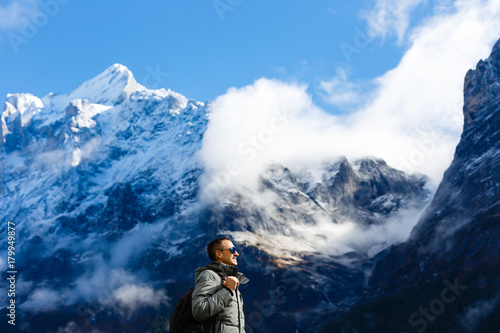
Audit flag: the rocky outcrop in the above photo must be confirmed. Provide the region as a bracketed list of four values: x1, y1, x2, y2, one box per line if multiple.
[321, 38, 500, 333]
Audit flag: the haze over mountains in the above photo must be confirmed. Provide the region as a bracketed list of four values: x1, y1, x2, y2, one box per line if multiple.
[1, 38, 499, 332]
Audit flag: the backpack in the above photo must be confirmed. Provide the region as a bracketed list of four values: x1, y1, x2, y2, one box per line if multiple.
[169, 270, 225, 333]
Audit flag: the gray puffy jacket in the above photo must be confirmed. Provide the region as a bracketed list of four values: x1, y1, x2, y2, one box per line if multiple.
[192, 261, 250, 333]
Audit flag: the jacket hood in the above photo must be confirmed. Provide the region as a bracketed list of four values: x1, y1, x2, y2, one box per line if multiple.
[195, 261, 250, 284]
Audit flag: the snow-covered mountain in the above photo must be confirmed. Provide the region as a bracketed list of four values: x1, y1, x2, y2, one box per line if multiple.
[1, 63, 206, 234]
[321, 38, 500, 333]
[1, 64, 210, 332]
[0, 63, 432, 332]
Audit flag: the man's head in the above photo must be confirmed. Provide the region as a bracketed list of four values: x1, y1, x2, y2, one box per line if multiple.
[207, 237, 239, 266]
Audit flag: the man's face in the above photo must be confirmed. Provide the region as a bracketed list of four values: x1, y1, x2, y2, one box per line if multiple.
[216, 240, 239, 266]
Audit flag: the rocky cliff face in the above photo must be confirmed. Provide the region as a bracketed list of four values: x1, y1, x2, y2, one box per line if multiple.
[321, 38, 500, 333]
[205, 157, 429, 261]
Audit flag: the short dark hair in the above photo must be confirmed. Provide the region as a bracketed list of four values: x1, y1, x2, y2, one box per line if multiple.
[207, 237, 231, 261]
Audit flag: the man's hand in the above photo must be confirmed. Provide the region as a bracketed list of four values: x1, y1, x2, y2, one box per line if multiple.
[223, 276, 240, 291]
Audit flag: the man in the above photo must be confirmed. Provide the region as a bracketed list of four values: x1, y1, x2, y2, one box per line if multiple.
[192, 237, 250, 333]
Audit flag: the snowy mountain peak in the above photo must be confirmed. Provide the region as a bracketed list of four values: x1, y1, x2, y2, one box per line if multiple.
[67, 63, 146, 106]
[1, 93, 44, 142]
[4, 93, 44, 114]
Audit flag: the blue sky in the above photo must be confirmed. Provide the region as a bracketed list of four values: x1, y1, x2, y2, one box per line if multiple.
[1, 0, 421, 109]
[1, 0, 500, 183]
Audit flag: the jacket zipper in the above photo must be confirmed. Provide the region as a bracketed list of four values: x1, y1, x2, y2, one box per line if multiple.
[236, 288, 241, 331]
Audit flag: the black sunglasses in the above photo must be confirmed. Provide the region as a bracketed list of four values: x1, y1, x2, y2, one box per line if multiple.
[218, 246, 237, 254]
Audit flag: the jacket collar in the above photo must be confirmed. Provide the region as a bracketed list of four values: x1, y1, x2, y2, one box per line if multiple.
[196, 261, 250, 285]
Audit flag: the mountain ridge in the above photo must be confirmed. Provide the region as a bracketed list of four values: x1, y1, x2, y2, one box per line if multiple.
[0, 62, 444, 333]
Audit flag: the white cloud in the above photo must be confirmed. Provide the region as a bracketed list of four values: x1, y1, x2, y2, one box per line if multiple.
[19, 254, 169, 315]
[197, 78, 320, 200]
[364, 0, 426, 42]
[0, 0, 38, 31]
[459, 293, 500, 332]
[103, 284, 169, 317]
[20, 288, 66, 312]
[109, 221, 164, 268]
[198, 0, 500, 201]
[197, 0, 500, 259]
[235, 206, 426, 261]
[354, 0, 500, 178]
[35, 149, 66, 168]
[319, 68, 364, 107]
